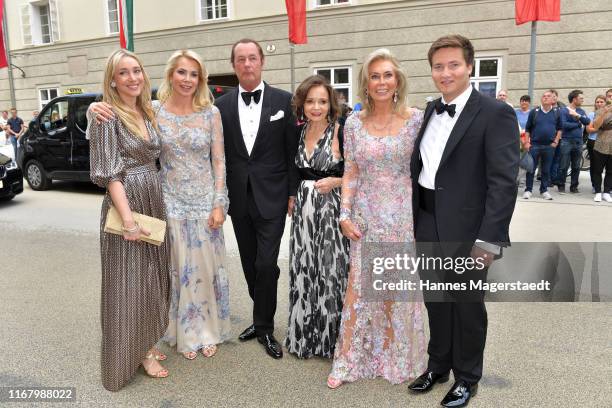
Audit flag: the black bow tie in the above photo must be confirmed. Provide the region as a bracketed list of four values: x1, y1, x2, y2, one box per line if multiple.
[434, 100, 456, 118]
[241, 89, 262, 106]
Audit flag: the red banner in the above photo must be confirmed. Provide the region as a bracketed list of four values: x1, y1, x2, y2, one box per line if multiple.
[0, 0, 8, 69]
[285, 0, 307, 44]
[515, 0, 561, 25]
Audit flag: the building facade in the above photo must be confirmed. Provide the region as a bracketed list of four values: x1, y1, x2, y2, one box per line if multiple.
[1, 0, 610, 112]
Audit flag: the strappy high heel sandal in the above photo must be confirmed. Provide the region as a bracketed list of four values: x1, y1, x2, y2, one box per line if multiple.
[201, 344, 217, 357]
[327, 376, 343, 389]
[143, 353, 169, 378]
[183, 351, 197, 360]
[151, 348, 167, 361]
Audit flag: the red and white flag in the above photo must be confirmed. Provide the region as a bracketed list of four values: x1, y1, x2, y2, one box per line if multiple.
[515, 0, 560, 25]
[285, 0, 307, 44]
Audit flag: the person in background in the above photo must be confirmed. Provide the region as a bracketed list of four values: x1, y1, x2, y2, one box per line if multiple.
[285, 75, 349, 359]
[6, 108, 25, 158]
[515, 94, 531, 132]
[0, 110, 8, 145]
[558, 90, 591, 193]
[589, 95, 612, 202]
[586, 95, 606, 193]
[337, 90, 353, 127]
[549, 89, 565, 188]
[522, 91, 561, 200]
[496, 89, 513, 107]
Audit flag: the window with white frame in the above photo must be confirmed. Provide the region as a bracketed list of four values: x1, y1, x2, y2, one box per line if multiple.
[315, 67, 352, 105]
[200, 0, 228, 21]
[470, 57, 502, 99]
[107, 0, 119, 34]
[39, 87, 59, 110]
[20, 0, 61, 46]
[314, 0, 350, 7]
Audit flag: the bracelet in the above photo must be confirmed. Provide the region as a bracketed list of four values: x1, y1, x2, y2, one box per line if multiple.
[339, 207, 351, 222]
[122, 222, 139, 233]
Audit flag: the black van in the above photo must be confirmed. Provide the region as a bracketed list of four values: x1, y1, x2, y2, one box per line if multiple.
[19, 93, 97, 190]
[18, 86, 232, 190]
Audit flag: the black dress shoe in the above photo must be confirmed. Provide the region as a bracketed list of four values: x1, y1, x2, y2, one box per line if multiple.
[441, 380, 478, 407]
[407, 370, 450, 393]
[258, 334, 283, 359]
[238, 325, 257, 341]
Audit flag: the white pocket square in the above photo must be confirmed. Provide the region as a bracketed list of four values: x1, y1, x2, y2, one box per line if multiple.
[270, 110, 285, 121]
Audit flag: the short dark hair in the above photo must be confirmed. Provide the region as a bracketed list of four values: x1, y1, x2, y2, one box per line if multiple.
[606, 88, 612, 96]
[427, 34, 474, 67]
[292, 75, 339, 122]
[230, 38, 264, 65]
[549, 89, 559, 96]
[520, 95, 531, 103]
[568, 89, 583, 103]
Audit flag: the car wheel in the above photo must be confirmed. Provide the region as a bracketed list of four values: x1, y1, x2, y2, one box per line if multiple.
[25, 160, 52, 191]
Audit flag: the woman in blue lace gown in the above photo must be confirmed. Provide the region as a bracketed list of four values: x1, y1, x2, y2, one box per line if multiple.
[327, 49, 427, 388]
[155, 50, 230, 359]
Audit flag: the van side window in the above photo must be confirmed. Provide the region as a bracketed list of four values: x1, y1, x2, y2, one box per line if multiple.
[41, 100, 69, 133]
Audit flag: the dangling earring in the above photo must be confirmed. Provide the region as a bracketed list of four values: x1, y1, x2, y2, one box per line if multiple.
[110, 81, 116, 88]
[365, 89, 369, 98]
[393, 91, 398, 104]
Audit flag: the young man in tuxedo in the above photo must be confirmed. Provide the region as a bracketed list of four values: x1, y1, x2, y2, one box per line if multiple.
[407, 35, 519, 407]
[215, 39, 298, 359]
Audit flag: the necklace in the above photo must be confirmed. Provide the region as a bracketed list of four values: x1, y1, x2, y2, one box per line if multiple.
[369, 114, 393, 132]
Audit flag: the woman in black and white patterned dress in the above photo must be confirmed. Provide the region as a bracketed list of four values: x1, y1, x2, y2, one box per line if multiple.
[285, 75, 350, 358]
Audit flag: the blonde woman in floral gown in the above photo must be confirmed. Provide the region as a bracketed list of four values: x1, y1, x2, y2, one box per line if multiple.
[327, 49, 427, 388]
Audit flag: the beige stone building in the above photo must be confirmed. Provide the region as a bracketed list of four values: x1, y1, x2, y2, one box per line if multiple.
[1, 0, 610, 113]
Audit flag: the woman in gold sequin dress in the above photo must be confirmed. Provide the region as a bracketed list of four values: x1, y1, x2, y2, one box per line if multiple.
[88, 49, 171, 391]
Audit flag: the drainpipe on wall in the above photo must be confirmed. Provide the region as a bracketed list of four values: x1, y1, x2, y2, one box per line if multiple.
[2, 0, 16, 108]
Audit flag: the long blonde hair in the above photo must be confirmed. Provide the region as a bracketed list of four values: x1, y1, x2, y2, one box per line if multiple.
[357, 48, 409, 116]
[157, 49, 213, 110]
[102, 49, 156, 138]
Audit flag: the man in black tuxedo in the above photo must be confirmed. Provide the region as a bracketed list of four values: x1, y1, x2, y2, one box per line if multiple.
[216, 39, 298, 359]
[407, 35, 519, 407]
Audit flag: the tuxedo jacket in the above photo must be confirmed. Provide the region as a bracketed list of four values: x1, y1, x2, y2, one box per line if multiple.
[216, 83, 299, 219]
[410, 89, 519, 246]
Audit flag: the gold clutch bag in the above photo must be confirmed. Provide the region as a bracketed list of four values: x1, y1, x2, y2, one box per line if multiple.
[103, 206, 167, 246]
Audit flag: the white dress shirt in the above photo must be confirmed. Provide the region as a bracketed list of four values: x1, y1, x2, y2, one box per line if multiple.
[419, 85, 500, 254]
[238, 81, 265, 156]
[418, 85, 474, 189]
